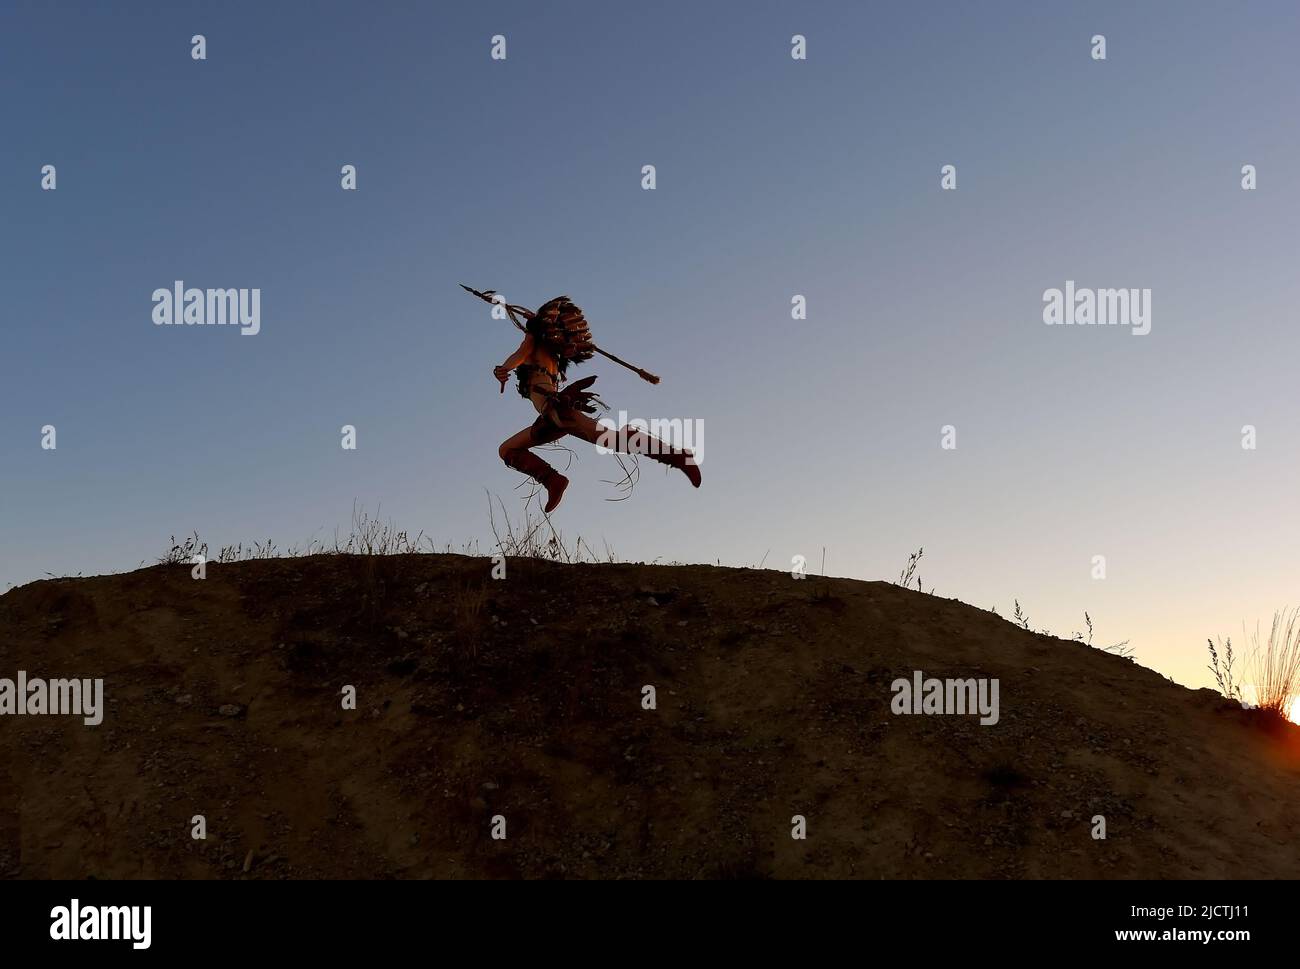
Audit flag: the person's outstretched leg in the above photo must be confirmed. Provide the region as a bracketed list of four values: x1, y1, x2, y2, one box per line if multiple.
[498, 425, 569, 513]
[564, 414, 701, 488]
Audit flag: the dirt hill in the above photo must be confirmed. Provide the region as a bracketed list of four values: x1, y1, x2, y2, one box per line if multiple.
[2, 554, 1299, 879]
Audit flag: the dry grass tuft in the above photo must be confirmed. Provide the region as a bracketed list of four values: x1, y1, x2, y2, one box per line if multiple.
[1206, 635, 1243, 703]
[1245, 609, 1300, 718]
[485, 492, 616, 564]
[1208, 609, 1300, 720]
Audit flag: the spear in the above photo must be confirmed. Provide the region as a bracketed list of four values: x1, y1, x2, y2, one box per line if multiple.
[461, 284, 661, 385]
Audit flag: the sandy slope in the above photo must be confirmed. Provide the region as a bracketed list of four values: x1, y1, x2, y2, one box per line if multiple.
[2, 554, 1298, 879]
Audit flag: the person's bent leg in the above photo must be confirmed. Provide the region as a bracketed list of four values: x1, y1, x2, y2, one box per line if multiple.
[498, 424, 569, 513]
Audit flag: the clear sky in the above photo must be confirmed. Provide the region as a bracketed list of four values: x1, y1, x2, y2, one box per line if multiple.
[3, 1, 1299, 695]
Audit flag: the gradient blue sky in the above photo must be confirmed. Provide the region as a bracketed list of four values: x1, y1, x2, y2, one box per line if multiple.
[4, 1, 1299, 693]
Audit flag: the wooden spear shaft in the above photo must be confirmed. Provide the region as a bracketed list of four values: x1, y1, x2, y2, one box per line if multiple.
[593, 346, 659, 385]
